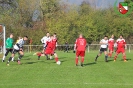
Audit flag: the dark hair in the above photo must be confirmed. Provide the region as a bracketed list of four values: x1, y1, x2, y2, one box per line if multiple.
[54, 33, 56, 35]
[104, 36, 108, 37]
[24, 36, 28, 38]
[120, 35, 123, 37]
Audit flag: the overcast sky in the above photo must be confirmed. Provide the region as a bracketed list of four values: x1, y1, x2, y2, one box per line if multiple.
[62, 0, 124, 8]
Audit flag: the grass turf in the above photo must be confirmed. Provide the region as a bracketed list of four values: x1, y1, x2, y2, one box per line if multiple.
[0, 51, 133, 88]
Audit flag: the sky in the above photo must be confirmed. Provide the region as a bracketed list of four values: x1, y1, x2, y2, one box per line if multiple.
[62, 0, 124, 8]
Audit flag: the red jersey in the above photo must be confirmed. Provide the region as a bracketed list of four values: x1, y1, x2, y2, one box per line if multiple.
[116, 38, 126, 49]
[75, 38, 87, 51]
[52, 37, 57, 48]
[45, 40, 54, 50]
[108, 38, 114, 47]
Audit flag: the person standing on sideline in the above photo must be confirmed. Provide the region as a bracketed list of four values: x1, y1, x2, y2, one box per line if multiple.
[2, 34, 14, 62]
[114, 35, 127, 62]
[74, 34, 87, 67]
[64, 42, 69, 53]
[95, 36, 108, 62]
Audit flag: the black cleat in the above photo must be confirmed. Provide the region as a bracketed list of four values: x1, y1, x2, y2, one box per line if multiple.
[2, 60, 5, 62]
[81, 63, 83, 67]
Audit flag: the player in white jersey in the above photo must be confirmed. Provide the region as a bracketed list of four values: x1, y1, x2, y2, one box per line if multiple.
[6, 36, 28, 66]
[95, 36, 108, 62]
[41, 32, 50, 50]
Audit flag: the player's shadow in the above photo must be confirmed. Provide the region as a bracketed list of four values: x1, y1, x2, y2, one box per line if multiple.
[120, 58, 131, 61]
[24, 62, 37, 64]
[84, 62, 96, 66]
[107, 59, 114, 62]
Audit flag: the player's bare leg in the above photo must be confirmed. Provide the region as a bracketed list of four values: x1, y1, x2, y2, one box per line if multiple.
[108, 50, 113, 58]
[104, 51, 108, 62]
[122, 52, 127, 62]
[95, 51, 102, 62]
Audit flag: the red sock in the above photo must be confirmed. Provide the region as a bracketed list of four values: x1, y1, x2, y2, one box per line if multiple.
[75, 57, 78, 65]
[108, 53, 110, 57]
[55, 57, 58, 62]
[110, 53, 112, 57]
[81, 57, 84, 63]
[123, 55, 126, 60]
[37, 52, 41, 56]
[114, 55, 117, 60]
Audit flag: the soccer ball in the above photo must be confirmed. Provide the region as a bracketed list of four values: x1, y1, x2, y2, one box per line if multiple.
[56, 61, 61, 65]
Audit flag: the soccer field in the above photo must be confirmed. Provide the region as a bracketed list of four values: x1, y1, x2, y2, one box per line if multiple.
[0, 51, 133, 88]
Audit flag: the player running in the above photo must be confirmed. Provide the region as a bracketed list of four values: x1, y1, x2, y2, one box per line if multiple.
[37, 36, 60, 65]
[6, 36, 28, 66]
[108, 35, 115, 58]
[2, 34, 14, 62]
[114, 35, 127, 62]
[74, 34, 87, 67]
[95, 36, 108, 62]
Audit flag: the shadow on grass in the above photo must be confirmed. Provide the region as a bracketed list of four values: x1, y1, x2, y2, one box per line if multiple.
[24, 62, 37, 64]
[84, 62, 96, 66]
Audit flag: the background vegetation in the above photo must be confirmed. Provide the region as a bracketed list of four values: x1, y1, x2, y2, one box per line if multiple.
[0, 0, 133, 44]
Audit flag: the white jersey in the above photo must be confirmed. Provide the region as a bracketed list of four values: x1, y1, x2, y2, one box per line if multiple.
[100, 39, 108, 48]
[41, 36, 50, 48]
[14, 39, 25, 50]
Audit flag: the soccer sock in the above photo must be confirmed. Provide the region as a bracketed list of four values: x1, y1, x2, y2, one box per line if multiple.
[12, 57, 14, 61]
[110, 53, 112, 57]
[75, 57, 78, 65]
[114, 55, 117, 60]
[8, 57, 12, 62]
[45, 54, 49, 60]
[2, 55, 6, 60]
[81, 57, 84, 64]
[123, 55, 126, 60]
[18, 55, 23, 60]
[108, 53, 110, 57]
[96, 55, 99, 59]
[105, 55, 108, 61]
[55, 57, 58, 62]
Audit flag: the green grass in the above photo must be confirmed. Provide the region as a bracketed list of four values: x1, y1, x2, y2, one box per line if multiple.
[0, 51, 133, 88]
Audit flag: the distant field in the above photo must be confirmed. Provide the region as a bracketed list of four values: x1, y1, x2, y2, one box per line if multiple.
[0, 51, 133, 88]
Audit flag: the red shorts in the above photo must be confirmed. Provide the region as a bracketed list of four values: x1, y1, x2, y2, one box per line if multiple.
[109, 46, 114, 51]
[116, 48, 125, 54]
[76, 51, 85, 57]
[44, 49, 54, 55]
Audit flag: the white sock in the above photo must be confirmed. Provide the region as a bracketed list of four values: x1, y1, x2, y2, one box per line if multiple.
[12, 57, 14, 61]
[50, 56, 52, 59]
[2, 56, 6, 60]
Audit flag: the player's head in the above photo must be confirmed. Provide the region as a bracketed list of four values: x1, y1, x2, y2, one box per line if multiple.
[111, 35, 114, 38]
[10, 33, 13, 38]
[119, 35, 123, 39]
[104, 36, 108, 40]
[46, 32, 50, 37]
[24, 36, 28, 40]
[50, 36, 54, 40]
[18, 36, 22, 39]
[53, 33, 56, 37]
[79, 34, 83, 38]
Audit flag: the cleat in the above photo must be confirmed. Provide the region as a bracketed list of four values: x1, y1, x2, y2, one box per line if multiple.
[105, 60, 108, 62]
[6, 62, 9, 66]
[2, 60, 5, 62]
[81, 63, 83, 67]
[76, 64, 78, 66]
[17, 60, 21, 64]
[124, 60, 127, 62]
[114, 60, 116, 62]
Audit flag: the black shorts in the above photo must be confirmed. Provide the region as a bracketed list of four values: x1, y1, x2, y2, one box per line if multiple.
[12, 49, 23, 54]
[6, 48, 13, 52]
[100, 48, 107, 52]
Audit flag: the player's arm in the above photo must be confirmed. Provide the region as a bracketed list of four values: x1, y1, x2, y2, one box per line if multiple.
[41, 37, 45, 44]
[6, 38, 9, 46]
[100, 40, 107, 45]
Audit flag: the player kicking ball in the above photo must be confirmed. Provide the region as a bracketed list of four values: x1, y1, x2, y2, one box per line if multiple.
[95, 36, 108, 62]
[6, 36, 28, 66]
[36, 36, 61, 65]
[74, 34, 87, 67]
[114, 35, 127, 62]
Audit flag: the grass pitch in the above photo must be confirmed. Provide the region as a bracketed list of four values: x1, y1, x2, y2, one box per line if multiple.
[0, 51, 133, 88]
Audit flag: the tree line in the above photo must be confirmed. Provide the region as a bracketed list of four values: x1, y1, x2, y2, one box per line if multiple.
[0, 0, 133, 45]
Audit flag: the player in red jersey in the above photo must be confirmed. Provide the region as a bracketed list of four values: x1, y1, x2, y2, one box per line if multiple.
[114, 35, 127, 62]
[36, 36, 60, 64]
[108, 35, 115, 58]
[74, 34, 87, 67]
[49, 33, 58, 59]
